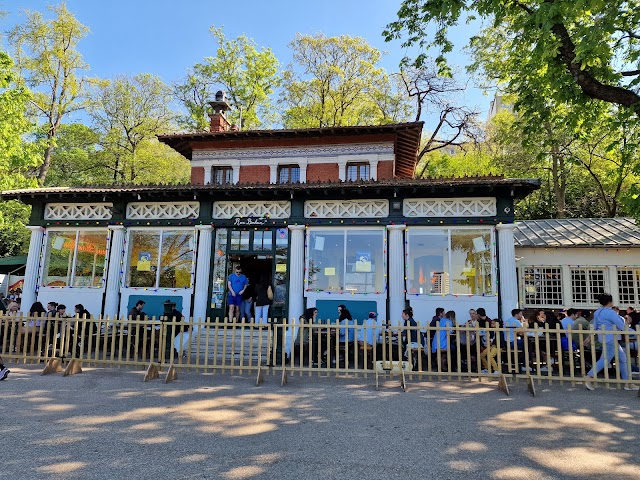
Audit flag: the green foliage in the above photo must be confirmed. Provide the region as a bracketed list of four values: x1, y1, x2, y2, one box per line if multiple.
[0, 50, 39, 256]
[175, 26, 281, 131]
[89, 74, 186, 184]
[8, 2, 90, 185]
[384, 0, 640, 116]
[282, 34, 413, 128]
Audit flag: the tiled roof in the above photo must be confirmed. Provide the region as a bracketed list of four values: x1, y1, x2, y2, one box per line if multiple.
[1, 176, 540, 199]
[513, 218, 640, 247]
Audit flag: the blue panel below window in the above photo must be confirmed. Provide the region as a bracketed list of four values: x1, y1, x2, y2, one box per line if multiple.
[127, 295, 183, 318]
[315, 299, 378, 325]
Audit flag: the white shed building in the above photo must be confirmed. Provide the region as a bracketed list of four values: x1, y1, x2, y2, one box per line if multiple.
[514, 218, 640, 310]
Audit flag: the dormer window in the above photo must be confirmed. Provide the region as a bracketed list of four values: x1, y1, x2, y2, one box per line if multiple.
[278, 164, 300, 184]
[347, 162, 370, 181]
[212, 166, 233, 185]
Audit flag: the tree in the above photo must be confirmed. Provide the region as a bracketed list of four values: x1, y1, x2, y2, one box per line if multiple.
[89, 74, 180, 183]
[281, 34, 413, 128]
[0, 50, 40, 256]
[175, 27, 280, 131]
[43, 123, 107, 186]
[398, 65, 480, 177]
[384, 1, 640, 116]
[8, 2, 90, 185]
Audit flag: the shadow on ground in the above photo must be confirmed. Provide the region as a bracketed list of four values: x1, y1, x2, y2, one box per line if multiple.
[1, 366, 638, 479]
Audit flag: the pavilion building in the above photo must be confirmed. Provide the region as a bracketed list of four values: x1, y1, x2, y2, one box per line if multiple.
[1, 98, 539, 325]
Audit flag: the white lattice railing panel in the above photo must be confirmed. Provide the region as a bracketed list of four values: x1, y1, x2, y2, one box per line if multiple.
[44, 203, 113, 220]
[304, 200, 389, 218]
[212, 201, 291, 219]
[126, 202, 200, 220]
[403, 198, 497, 217]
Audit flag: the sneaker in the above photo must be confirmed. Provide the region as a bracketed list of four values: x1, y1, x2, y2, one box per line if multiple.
[481, 369, 489, 374]
[584, 376, 594, 391]
[624, 384, 640, 391]
[0, 368, 9, 380]
[548, 357, 555, 366]
[493, 370, 501, 375]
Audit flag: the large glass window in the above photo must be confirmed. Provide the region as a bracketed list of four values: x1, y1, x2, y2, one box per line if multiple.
[307, 229, 385, 294]
[126, 230, 194, 288]
[43, 230, 108, 287]
[406, 228, 494, 296]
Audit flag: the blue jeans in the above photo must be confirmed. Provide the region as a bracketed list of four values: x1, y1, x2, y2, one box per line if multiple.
[588, 343, 628, 380]
[240, 299, 253, 321]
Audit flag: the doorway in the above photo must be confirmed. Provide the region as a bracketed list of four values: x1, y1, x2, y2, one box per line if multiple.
[227, 254, 273, 321]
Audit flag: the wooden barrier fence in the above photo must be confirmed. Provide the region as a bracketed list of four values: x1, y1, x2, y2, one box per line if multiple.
[1, 315, 638, 390]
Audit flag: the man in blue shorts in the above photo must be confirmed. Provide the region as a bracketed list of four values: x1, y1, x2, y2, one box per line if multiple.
[227, 264, 248, 322]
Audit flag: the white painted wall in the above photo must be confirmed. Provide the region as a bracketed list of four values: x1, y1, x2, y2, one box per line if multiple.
[37, 287, 104, 318]
[406, 295, 499, 327]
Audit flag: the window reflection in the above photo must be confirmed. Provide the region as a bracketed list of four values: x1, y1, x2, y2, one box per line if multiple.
[159, 232, 194, 288]
[407, 230, 449, 294]
[127, 230, 194, 288]
[407, 228, 493, 296]
[74, 231, 108, 287]
[43, 230, 108, 287]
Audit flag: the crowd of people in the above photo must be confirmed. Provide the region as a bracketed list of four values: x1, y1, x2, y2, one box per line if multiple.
[286, 295, 639, 390]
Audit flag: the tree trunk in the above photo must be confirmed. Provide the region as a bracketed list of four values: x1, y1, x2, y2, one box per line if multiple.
[550, 147, 566, 218]
[38, 144, 54, 186]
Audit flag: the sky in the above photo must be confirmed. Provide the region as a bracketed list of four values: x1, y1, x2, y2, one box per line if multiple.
[2, 0, 492, 124]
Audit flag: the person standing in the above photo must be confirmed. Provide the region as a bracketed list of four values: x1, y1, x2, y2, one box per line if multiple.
[227, 265, 248, 322]
[254, 274, 273, 324]
[584, 293, 639, 391]
[240, 279, 254, 323]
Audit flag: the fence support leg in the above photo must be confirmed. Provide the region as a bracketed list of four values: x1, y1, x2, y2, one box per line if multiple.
[42, 358, 63, 375]
[63, 359, 82, 377]
[256, 366, 264, 386]
[164, 364, 177, 384]
[498, 374, 510, 396]
[281, 368, 288, 387]
[527, 375, 536, 397]
[144, 363, 159, 382]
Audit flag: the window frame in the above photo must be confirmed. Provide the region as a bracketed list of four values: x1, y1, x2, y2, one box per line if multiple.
[211, 166, 233, 185]
[570, 267, 607, 307]
[277, 164, 301, 184]
[520, 266, 564, 308]
[41, 228, 110, 289]
[346, 162, 370, 181]
[304, 227, 387, 295]
[618, 267, 640, 305]
[125, 227, 196, 290]
[405, 226, 496, 297]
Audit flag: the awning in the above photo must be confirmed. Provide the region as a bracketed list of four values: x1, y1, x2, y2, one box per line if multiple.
[0, 255, 27, 274]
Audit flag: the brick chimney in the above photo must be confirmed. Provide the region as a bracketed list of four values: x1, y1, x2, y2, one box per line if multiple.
[209, 91, 231, 133]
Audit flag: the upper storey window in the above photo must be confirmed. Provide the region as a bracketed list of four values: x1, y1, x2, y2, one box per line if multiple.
[347, 162, 370, 181]
[212, 166, 233, 185]
[278, 164, 300, 184]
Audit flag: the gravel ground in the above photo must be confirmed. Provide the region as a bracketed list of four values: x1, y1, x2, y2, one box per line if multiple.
[1, 365, 639, 480]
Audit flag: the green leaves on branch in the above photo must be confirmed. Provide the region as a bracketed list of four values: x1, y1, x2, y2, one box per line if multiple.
[175, 26, 280, 131]
[281, 34, 412, 128]
[385, 0, 640, 115]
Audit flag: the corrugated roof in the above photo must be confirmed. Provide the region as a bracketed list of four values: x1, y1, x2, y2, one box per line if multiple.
[1, 176, 540, 199]
[514, 218, 640, 247]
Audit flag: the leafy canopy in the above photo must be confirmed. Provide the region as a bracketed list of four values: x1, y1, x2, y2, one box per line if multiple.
[384, 0, 640, 115]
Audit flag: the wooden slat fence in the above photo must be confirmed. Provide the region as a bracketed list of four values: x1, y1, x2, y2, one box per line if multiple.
[1, 315, 638, 389]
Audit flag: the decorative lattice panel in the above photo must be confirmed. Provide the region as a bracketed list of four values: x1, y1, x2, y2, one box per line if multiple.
[304, 200, 389, 218]
[212, 201, 291, 219]
[403, 198, 496, 217]
[126, 202, 200, 220]
[44, 203, 113, 220]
